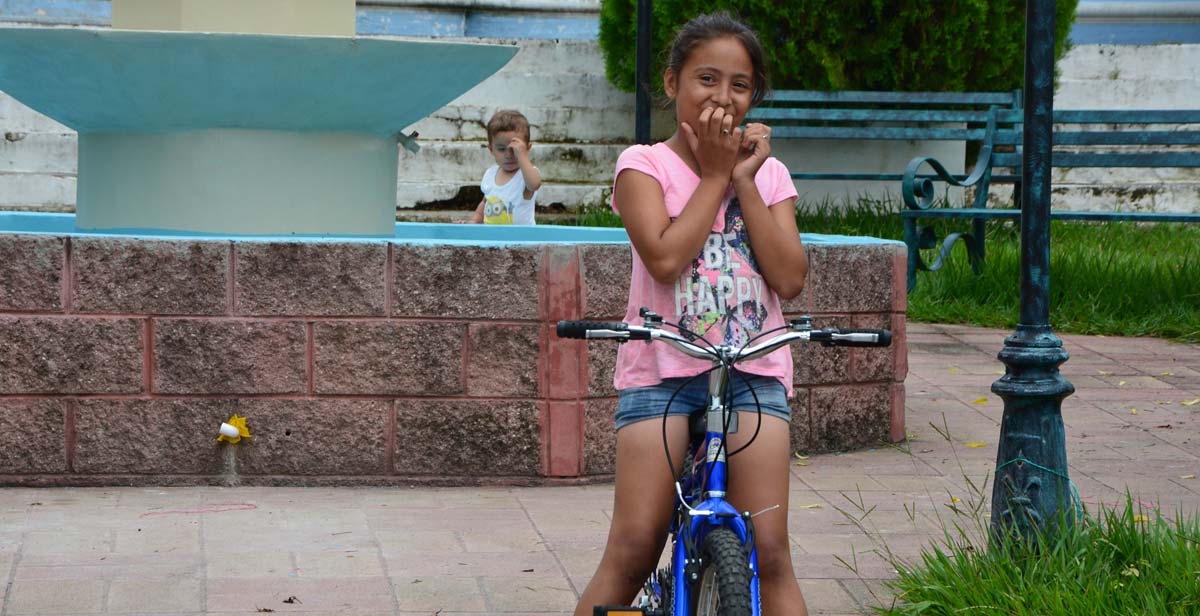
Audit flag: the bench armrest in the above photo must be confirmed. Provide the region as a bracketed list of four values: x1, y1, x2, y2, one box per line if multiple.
[902, 107, 998, 211]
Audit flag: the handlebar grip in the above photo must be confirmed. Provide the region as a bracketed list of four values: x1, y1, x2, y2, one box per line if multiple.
[556, 320, 629, 339]
[812, 328, 892, 347]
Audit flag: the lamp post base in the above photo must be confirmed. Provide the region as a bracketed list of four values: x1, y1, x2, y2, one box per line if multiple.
[990, 324, 1076, 541]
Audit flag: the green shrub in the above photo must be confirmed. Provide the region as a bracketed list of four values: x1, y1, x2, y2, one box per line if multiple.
[599, 0, 1078, 94]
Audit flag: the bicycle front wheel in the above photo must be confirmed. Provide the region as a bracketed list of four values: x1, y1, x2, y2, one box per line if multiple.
[694, 527, 754, 616]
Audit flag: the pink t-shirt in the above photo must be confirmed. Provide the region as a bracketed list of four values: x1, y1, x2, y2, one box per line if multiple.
[611, 142, 800, 396]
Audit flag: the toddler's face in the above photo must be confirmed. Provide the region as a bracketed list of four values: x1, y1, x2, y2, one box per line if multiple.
[487, 130, 527, 173]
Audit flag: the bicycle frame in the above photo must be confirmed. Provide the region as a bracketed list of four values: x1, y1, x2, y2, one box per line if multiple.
[667, 361, 763, 615]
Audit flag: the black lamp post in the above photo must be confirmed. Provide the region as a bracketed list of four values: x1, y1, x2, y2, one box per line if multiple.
[989, 0, 1076, 541]
[634, 0, 652, 145]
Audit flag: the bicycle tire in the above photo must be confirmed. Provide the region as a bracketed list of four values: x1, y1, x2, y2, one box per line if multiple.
[694, 527, 754, 616]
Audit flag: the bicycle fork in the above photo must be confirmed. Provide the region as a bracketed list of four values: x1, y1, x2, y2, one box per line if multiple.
[664, 365, 762, 615]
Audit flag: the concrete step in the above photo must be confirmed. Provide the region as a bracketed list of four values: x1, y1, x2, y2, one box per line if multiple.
[0, 171, 74, 209]
[397, 179, 610, 211]
[0, 93, 71, 133]
[398, 141, 625, 184]
[986, 182, 1200, 212]
[0, 131, 76, 174]
[394, 208, 585, 224]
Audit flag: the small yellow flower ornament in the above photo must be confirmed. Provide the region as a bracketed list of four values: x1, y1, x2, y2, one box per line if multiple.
[217, 414, 251, 444]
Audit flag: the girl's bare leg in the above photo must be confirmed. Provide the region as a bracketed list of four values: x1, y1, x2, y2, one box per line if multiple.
[573, 417, 690, 616]
[725, 413, 809, 616]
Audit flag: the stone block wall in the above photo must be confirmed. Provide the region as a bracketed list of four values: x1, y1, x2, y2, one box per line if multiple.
[0, 233, 907, 485]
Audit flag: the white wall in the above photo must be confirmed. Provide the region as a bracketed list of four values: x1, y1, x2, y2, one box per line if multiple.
[993, 44, 1200, 213]
[1, 40, 1197, 215]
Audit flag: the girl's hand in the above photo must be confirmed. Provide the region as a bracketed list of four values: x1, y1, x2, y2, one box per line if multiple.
[732, 123, 772, 184]
[681, 107, 741, 181]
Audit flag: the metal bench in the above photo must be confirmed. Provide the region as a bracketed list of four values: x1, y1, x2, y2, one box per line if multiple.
[902, 108, 1200, 291]
[747, 89, 1022, 186]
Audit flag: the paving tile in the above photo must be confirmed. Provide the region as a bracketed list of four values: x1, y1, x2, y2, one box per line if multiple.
[838, 578, 898, 613]
[21, 529, 113, 556]
[107, 577, 203, 612]
[480, 575, 578, 612]
[374, 529, 464, 554]
[461, 528, 547, 552]
[799, 578, 862, 613]
[551, 547, 603, 578]
[393, 576, 487, 612]
[206, 550, 295, 578]
[6, 578, 106, 613]
[294, 549, 387, 577]
[383, 550, 561, 578]
[206, 576, 396, 612]
[16, 554, 202, 581]
[113, 525, 202, 555]
[790, 533, 877, 556]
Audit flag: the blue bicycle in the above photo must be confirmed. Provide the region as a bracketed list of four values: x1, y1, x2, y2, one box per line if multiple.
[557, 310, 891, 616]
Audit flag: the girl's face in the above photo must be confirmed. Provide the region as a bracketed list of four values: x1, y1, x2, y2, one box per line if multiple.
[664, 36, 756, 132]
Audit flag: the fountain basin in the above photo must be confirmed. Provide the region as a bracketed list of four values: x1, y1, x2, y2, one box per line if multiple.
[0, 213, 908, 485]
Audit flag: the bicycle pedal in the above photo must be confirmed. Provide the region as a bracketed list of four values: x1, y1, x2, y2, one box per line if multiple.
[593, 607, 648, 616]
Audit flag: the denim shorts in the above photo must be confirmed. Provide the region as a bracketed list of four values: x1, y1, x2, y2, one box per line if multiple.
[615, 372, 790, 430]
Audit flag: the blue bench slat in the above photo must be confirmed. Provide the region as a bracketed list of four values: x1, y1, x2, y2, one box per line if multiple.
[792, 172, 976, 182]
[770, 126, 991, 141]
[1053, 110, 1200, 124]
[993, 130, 1200, 146]
[1055, 131, 1200, 145]
[748, 107, 1018, 123]
[903, 208, 1200, 223]
[796, 173, 904, 181]
[763, 90, 1018, 106]
[993, 151, 1200, 167]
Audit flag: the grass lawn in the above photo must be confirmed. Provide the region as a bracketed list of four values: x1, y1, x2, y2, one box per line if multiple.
[858, 489, 1200, 616]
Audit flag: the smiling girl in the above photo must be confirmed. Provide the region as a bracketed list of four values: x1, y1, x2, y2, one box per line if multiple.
[574, 11, 809, 616]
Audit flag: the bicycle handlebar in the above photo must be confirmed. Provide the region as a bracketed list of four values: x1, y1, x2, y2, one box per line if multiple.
[555, 320, 650, 340]
[556, 317, 890, 363]
[809, 327, 892, 348]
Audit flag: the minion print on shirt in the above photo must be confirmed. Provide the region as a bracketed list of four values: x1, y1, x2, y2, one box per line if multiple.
[483, 196, 515, 225]
[479, 164, 537, 225]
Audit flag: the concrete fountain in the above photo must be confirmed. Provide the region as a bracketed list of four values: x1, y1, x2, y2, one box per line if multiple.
[0, 0, 907, 486]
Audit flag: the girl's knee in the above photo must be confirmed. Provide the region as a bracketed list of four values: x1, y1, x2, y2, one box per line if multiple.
[754, 538, 796, 581]
[600, 528, 666, 582]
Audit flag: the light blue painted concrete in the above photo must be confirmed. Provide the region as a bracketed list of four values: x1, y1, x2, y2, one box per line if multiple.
[0, 212, 903, 247]
[0, 28, 517, 135]
[355, 6, 466, 37]
[464, 11, 598, 39]
[0, 0, 108, 25]
[355, 7, 598, 39]
[75, 130, 400, 237]
[1070, 22, 1200, 44]
[0, 1, 1194, 44]
[0, 1, 600, 39]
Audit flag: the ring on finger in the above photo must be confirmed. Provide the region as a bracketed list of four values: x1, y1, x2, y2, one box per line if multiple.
[721, 128, 730, 135]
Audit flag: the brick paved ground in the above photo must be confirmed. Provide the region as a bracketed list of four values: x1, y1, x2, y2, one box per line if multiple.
[1, 324, 1197, 614]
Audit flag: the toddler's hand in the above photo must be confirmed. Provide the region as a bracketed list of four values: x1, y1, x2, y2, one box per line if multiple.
[682, 107, 740, 181]
[507, 137, 529, 158]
